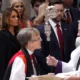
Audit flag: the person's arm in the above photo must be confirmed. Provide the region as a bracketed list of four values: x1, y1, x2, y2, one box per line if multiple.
[46, 55, 62, 74]
[64, 76, 80, 80]
[0, 35, 9, 80]
[46, 53, 76, 73]
[9, 57, 26, 80]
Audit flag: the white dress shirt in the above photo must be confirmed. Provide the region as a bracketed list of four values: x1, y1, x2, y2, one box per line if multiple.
[48, 19, 62, 44]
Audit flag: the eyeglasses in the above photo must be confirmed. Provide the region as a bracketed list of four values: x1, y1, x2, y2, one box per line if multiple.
[31, 37, 42, 42]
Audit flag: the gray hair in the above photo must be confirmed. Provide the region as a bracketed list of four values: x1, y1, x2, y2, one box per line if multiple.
[17, 28, 40, 48]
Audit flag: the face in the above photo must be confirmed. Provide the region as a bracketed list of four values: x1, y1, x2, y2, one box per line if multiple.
[13, 2, 24, 17]
[34, 1, 41, 14]
[8, 10, 19, 27]
[54, 4, 64, 22]
[62, 0, 73, 8]
[30, 33, 41, 50]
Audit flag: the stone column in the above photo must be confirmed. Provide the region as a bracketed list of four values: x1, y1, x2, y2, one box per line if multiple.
[2, 0, 9, 11]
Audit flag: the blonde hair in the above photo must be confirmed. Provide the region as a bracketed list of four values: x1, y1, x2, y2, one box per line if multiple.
[9, 0, 25, 7]
[9, 0, 31, 28]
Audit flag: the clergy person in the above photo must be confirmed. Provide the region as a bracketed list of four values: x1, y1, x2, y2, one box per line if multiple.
[3, 28, 44, 80]
[46, 36, 80, 75]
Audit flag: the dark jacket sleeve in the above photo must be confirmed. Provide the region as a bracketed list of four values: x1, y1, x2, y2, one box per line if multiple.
[0, 35, 9, 80]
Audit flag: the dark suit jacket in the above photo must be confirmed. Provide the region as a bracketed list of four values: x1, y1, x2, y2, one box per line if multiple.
[65, 7, 80, 38]
[70, 7, 80, 22]
[35, 22, 75, 73]
[0, 30, 21, 80]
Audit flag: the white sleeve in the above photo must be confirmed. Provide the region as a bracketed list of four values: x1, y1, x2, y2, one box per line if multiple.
[62, 46, 80, 73]
[9, 57, 26, 80]
[77, 66, 80, 75]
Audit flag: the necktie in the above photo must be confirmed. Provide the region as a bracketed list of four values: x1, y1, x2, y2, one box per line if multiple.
[30, 54, 33, 60]
[56, 24, 64, 60]
[76, 57, 80, 70]
[30, 54, 37, 75]
[66, 10, 72, 24]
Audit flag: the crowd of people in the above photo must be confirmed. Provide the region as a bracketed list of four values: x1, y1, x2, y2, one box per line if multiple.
[0, 0, 80, 80]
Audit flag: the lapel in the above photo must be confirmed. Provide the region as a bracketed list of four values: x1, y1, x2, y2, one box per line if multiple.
[61, 22, 69, 54]
[63, 7, 76, 23]
[48, 21, 68, 48]
[61, 22, 68, 38]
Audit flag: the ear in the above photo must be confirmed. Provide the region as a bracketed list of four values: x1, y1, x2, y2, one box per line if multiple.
[27, 41, 32, 47]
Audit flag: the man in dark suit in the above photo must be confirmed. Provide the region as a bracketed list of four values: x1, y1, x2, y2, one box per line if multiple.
[35, 0, 75, 74]
[62, 0, 80, 23]
[62, 0, 80, 38]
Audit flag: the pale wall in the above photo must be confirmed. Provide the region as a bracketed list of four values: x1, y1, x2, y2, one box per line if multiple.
[1, 0, 32, 18]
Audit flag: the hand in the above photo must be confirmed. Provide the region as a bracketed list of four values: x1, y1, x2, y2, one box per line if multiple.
[38, 2, 48, 16]
[33, 2, 48, 27]
[28, 75, 39, 80]
[48, 73, 55, 76]
[46, 55, 58, 66]
[64, 76, 80, 80]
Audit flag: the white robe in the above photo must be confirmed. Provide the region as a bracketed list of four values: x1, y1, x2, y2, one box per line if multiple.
[56, 46, 80, 78]
[61, 46, 80, 76]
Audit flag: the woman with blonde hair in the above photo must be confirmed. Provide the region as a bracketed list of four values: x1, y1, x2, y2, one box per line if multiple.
[9, 0, 32, 28]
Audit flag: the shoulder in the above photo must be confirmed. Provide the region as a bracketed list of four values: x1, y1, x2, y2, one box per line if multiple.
[0, 30, 11, 43]
[70, 7, 80, 15]
[71, 46, 80, 58]
[37, 24, 44, 32]
[70, 7, 79, 12]
[8, 50, 25, 65]
[18, 55, 27, 66]
[8, 50, 27, 74]
[61, 22, 70, 29]
[12, 54, 27, 73]
[0, 30, 10, 38]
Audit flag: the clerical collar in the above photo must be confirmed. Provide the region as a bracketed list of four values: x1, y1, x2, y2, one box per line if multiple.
[27, 49, 33, 55]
